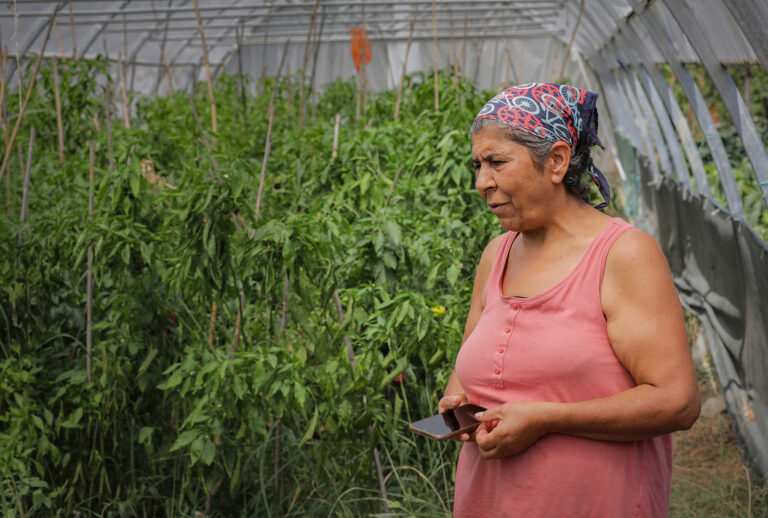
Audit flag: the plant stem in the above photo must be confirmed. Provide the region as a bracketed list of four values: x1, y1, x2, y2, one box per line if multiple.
[87, 141, 95, 384]
[118, 51, 130, 129]
[332, 113, 340, 160]
[432, 0, 439, 113]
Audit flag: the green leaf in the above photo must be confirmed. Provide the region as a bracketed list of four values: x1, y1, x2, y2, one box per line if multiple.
[138, 427, 154, 445]
[378, 356, 409, 391]
[201, 436, 216, 465]
[129, 172, 140, 198]
[170, 430, 199, 452]
[137, 348, 158, 377]
[299, 406, 318, 447]
[61, 408, 83, 429]
[383, 220, 402, 246]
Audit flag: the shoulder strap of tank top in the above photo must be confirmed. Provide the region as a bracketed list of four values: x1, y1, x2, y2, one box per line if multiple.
[484, 231, 516, 306]
[579, 218, 639, 293]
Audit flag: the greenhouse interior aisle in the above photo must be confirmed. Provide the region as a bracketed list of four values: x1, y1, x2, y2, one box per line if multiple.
[0, 0, 767, 515]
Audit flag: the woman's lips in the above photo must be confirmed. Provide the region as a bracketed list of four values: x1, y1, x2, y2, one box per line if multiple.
[489, 203, 509, 215]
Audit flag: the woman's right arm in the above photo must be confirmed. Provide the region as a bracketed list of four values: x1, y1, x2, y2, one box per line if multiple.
[438, 234, 505, 413]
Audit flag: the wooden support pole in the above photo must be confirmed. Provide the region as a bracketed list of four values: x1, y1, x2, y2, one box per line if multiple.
[332, 290, 390, 513]
[394, 11, 417, 122]
[193, 0, 217, 134]
[159, 19, 175, 95]
[432, 0, 439, 113]
[360, 4, 368, 116]
[68, 0, 77, 59]
[559, 0, 585, 81]
[118, 51, 130, 129]
[52, 58, 65, 163]
[0, 46, 7, 135]
[18, 127, 34, 245]
[309, 6, 326, 120]
[228, 291, 245, 357]
[236, 25, 247, 138]
[0, 10, 54, 184]
[53, 20, 64, 57]
[187, 95, 219, 172]
[255, 102, 275, 221]
[86, 141, 95, 383]
[331, 112, 340, 160]
[298, 0, 320, 130]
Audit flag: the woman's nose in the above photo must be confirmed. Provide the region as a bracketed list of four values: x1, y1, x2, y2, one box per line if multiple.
[475, 165, 496, 192]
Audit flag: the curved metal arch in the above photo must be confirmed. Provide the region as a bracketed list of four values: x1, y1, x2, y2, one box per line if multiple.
[618, 19, 709, 194]
[77, 1, 132, 59]
[637, 3, 744, 218]
[662, 0, 768, 210]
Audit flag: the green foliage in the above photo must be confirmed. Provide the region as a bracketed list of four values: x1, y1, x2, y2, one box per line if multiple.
[0, 63, 502, 515]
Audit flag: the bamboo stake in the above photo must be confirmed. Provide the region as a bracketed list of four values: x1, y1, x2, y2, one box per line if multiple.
[298, 0, 320, 130]
[118, 51, 130, 129]
[394, 10, 417, 122]
[68, 0, 77, 59]
[193, 0, 217, 134]
[360, 4, 368, 116]
[52, 57, 65, 163]
[558, 0, 585, 80]
[187, 95, 219, 172]
[259, 7, 270, 96]
[255, 102, 275, 221]
[159, 16, 175, 94]
[331, 113, 340, 160]
[0, 46, 7, 134]
[309, 6, 326, 120]
[432, 0, 439, 113]
[103, 43, 115, 172]
[18, 127, 34, 245]
[235, 25, 247, 138]
[0, 9, 55, 184]
[332, 291, 390, 513]
[53, 20, 64, 57]
[228, 291, 245, 357]
[86, 141, 95, 383]
[208, 300, 217, 346]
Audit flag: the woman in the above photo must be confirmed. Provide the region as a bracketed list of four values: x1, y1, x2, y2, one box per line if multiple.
[439, 83, 701, 517]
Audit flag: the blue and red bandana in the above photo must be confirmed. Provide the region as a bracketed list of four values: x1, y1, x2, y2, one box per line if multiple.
[474, 82, 611, 209]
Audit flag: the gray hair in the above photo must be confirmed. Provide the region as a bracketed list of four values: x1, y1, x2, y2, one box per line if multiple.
[469, 117, 591, 202]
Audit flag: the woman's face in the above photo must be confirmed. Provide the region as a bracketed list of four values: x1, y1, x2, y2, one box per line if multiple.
[471, 125, 554, 231]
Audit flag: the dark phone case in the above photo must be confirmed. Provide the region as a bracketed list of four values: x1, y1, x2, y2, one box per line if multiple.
[409, 404, 486, 441]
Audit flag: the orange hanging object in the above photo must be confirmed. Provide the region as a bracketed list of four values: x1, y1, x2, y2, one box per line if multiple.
[350, 28, 372, 72]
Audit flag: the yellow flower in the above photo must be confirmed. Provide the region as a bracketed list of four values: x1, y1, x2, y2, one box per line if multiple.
[430, 305, 446, 317]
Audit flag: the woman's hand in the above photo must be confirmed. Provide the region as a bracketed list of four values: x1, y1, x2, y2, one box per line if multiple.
[473, 401, 551, 459]
[437, 392, 480, 442]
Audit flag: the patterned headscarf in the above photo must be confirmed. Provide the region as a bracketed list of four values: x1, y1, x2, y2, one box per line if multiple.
[474, 82, 611, 209]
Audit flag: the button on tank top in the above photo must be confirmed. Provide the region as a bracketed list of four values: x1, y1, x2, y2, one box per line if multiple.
[454, 218, 673, 518]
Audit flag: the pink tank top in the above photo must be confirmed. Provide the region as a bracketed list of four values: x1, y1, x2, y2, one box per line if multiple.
[454, 218, 673, 517]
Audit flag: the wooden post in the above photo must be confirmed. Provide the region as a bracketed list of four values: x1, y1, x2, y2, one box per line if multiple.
[259, 7, 271, 96]
[332, 291, 390, 513]
[187, 95, 219, 171]
[118, 51, 130, 129]
[193, 0, 217, 134]
[228, 291, 245, 357]
[255, 102, 275, 221]
[559, 0, 585, 81]
[159, 17, 175, 94]
[298, 0, 320, 130]
[309, 6, 326, 120]
[18, 128, 34, 245]
[235, 24, 247, 138]
[0, 12, 54, 184]
[0, 46, 7, 134]
[68, 0, 77, 59]
[394, 11, 417, 122]
[52, 58, 65, 163]
[103, 42, 115, 172]
[432, 0, 439, 113]
[86, 141, 95, 384]
[331, 113, 340, 160]
[53, 20, 64, 57]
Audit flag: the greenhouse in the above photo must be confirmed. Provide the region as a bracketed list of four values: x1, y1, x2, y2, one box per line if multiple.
[1, 0, 767, 515]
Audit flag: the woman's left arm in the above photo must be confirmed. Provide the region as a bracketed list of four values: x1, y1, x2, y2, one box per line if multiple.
[474, 230, 701, 459]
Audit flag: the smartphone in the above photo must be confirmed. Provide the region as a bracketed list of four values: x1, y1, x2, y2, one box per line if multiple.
[409, 404, 486, 441]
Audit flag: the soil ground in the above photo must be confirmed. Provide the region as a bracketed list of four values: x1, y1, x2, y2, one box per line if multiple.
[669, 332, 768, 517]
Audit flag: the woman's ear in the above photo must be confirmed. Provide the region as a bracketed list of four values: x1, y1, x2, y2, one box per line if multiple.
[548, 142, 571, 185]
